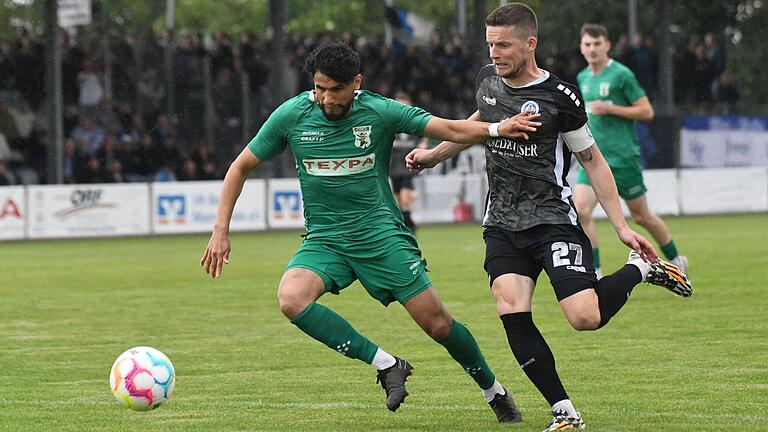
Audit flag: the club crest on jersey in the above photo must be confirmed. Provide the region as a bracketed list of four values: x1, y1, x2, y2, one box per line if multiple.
[599, 82, 610, 97]
[521, 100, 540, 114]
[352, 125, 372, 149]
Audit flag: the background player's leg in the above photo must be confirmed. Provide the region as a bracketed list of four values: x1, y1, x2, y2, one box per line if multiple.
[399, 187, 417, 233]
[626, 194, 686, 269]
[278, 268, 382, 365]
[574, 184, 602, 277]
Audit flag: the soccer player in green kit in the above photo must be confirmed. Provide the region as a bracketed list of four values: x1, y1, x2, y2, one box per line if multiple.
[575, 23, 687, 278]
[200, 42, 528, 423]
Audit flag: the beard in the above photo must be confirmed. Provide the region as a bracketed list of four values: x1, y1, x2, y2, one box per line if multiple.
[319, 101, 353, 121]
[496, 58, 527, 80]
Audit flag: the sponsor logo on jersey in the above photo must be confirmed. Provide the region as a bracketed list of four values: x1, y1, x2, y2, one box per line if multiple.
[567, 265, 587, 273]
[521, 100, 540, 114]
[157, 195, 186, 224]
[300, 130, 326, 142]
[302, 154, 376, 176]
[487, 139, 539, 158]
[482, 95, 497, 106]
[352, 125, 372, 148]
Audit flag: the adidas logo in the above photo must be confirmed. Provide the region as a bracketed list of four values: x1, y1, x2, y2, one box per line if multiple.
[483, 95, 497, 106]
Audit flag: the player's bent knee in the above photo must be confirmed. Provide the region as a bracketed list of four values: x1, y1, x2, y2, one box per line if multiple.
[425, 315, 453, 340]
[567, 313, 601, 331]
[276, 284, 314, 319]
[630, 212, 647, 227]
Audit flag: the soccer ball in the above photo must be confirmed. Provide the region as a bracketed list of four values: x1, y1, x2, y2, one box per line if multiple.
[109, 346, 176, 411]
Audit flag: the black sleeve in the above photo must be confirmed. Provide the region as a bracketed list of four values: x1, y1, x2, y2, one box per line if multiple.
[475, 64, 496, 94]
[553, 81, 588, 133]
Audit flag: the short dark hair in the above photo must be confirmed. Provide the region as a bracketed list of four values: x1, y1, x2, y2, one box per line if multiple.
[580, 23, 609, 40]
[304, 41, 360, 84]
[485, 3, 538, 37]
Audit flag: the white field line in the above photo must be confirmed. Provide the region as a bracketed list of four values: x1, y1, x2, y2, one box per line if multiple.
[1, 398, 767, 422]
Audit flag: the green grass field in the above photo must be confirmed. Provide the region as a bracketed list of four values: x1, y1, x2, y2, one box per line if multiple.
[1, 214, 766, 431]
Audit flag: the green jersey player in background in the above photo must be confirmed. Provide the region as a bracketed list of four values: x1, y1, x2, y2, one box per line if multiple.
[200, 42, 526, 424]
[575, 23, 687, 278]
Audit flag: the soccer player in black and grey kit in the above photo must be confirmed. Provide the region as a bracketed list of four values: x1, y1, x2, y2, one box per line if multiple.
[406, 3, 692, 431]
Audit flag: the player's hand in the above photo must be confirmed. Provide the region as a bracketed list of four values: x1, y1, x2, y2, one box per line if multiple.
[406, 148, 438, 173]
[497, 110, 541, 140]
[589, 101, 613, 115]
[617, 226, 658, 262]
[200, 228, 231, 278]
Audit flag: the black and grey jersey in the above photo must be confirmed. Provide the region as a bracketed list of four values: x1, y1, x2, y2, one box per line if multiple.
[475, 64, 589, 231]
[390, 133, 420, 177]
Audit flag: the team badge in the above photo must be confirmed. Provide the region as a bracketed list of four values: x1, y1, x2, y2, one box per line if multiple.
[521, 100, 540, 114]
[599, 82, 611, 97]
[352, 125, 372, 149]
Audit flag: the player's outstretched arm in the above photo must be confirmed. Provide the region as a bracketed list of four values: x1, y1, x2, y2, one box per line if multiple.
[422, 110, 540, 145]
[201, 148, 262, 278]
[408, 110, 541, 172]
[575, 144, 658, 262]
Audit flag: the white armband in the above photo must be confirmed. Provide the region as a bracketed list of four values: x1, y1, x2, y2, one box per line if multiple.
[488, 122, 501, 138]
[561, 124, 595, 152]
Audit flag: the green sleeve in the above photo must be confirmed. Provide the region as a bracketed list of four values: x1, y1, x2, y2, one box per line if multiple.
[621, 68, 646, 104]
[381, 98, 433, 136]
[246, 100, 294, 161]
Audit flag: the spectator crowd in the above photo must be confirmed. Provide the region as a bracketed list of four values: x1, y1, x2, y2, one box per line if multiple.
[0, 25, 737, 186]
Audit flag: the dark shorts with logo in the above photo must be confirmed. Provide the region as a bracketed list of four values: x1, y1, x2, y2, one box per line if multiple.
[286, 223, 431, 306]
[483, 224, 598, 301]
[390, 175, 415, 193]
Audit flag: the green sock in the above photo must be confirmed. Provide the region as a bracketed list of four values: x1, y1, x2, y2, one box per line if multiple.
[437, 320, 496, 390]
[660, 240, 679, 260]
[291, 302, 378, 364]
[593, 248, 601, 269]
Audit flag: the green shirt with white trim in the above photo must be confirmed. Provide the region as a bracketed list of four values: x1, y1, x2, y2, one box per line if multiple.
[248, 90, 432, 236]
[577, 59, 646, 167]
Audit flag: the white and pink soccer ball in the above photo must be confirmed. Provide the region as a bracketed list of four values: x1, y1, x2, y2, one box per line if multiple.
[109, 346, 175, 411]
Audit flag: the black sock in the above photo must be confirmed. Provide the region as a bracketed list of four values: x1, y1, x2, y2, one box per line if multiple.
[595, 264, 643, 328]
[500, 312, 568, 406]
[401, 210, 416, 232]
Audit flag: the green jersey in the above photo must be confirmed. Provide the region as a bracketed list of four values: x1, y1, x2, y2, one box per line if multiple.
[247, 90, 432, 236]
[577, 59, 646, 167]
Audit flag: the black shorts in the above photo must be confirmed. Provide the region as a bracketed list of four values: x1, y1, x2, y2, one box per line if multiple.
[391, 175, 415, 193]
[483, 224, 598, 301]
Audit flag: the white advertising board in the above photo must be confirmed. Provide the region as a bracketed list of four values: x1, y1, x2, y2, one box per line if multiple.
[680, 116, 768, 168]
[0, 186, 25, 240]
[267, 178, 305, 229]
[679, 167, 768, 214]
[58, 0, 92, 27]
[27, 184, 150, 239]
[152, 180, 266, 234]
[412, 174, 486, 224]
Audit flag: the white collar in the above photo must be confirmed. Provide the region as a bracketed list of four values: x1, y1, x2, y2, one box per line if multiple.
[503, 69, 550, 89]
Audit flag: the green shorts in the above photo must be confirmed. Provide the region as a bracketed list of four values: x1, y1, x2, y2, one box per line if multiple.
[575, 161, 647, 200]
[285, 224, 432, 306]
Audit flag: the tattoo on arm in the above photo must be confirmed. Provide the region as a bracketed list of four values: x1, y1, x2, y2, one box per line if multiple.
[575, 147, 594, 163]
